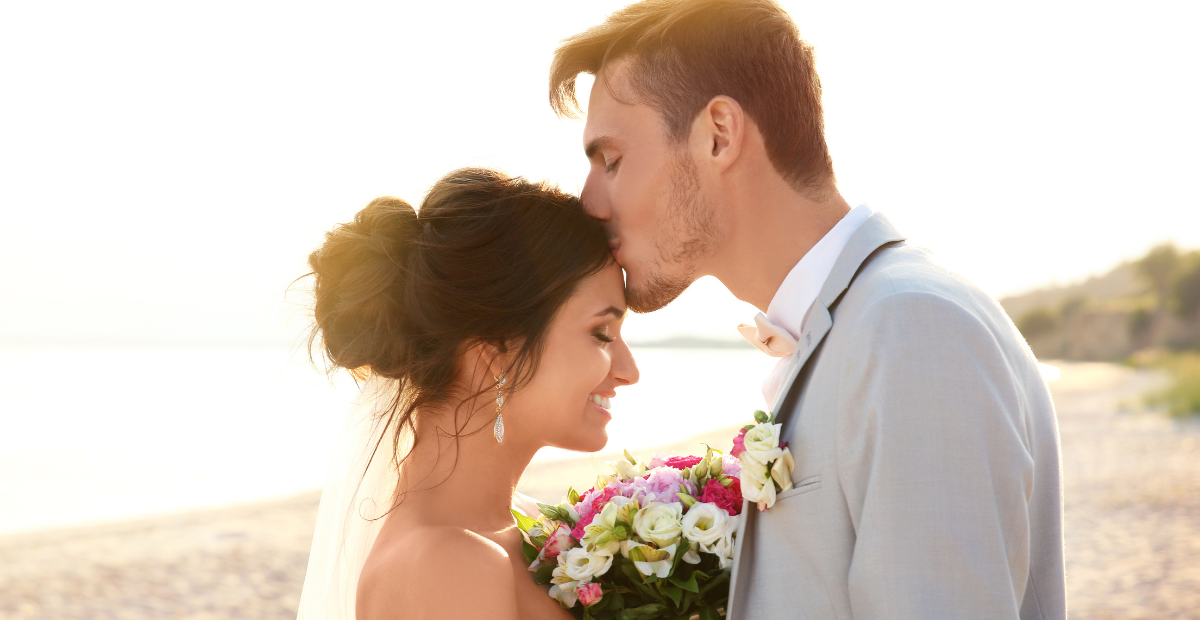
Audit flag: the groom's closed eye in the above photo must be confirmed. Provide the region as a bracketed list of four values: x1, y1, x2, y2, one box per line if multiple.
[584, 137, 614, 162]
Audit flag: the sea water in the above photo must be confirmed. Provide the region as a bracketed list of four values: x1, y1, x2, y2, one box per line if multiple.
[0, 344, 773, 534]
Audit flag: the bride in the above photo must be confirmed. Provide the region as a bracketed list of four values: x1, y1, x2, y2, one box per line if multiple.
[297, 168, 639, 619]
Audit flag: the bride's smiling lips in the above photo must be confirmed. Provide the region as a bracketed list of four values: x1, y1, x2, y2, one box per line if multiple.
[588, 392, 614, 420]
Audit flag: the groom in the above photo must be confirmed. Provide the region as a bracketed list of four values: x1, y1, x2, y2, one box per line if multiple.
[551, 0, 1066, 618]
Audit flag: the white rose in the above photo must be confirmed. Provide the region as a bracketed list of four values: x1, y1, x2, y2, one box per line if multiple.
[680, 502, 729, 547]
[738, 456, 772, 504]
[705, 527, 737, 569]
[632, 501, 683, 548]
[560, 546, 614, 582]
[741, 423, 783, 464]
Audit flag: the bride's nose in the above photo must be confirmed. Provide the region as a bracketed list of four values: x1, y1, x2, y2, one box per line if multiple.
[610, 339, 639, 386]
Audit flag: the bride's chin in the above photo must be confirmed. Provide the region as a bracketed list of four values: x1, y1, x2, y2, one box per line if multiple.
[571, 429, 608, 454]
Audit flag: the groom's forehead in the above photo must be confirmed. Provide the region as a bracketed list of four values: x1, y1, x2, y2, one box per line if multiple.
[583, 64, 663, 150]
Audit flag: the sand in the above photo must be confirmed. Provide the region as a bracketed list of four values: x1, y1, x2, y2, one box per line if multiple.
[2, 362, 1198, 619]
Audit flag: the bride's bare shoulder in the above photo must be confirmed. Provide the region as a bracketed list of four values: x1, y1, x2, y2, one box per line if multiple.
[357, 525, 517, 620]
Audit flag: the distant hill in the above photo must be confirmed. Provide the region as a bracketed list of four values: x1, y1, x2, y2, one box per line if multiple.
[1000, 245, 1200, 360]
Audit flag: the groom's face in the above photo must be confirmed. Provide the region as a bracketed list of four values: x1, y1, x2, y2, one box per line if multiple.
[580, 61, 718, 313]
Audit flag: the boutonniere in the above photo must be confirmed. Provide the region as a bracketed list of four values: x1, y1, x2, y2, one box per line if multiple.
[730, 410, 795, 511]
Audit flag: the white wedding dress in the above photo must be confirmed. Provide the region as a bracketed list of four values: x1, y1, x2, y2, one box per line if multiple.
[297, 375, 409, 620]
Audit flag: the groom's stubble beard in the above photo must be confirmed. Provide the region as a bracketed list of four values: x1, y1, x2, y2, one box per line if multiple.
[625, 151, 718, 313]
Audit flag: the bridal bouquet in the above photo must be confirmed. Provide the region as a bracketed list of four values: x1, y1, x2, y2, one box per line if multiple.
[514, 446, 743, 620]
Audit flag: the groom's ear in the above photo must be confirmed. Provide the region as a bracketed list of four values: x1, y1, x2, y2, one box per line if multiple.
[699, 96, 745, 171]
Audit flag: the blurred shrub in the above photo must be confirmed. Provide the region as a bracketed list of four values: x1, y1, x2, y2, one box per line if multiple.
[1129, 307, 1154, 340]
[1137, 243, 1180, 311]
[1143, 352, 1200, 417]
[1018, 306, 1059, 340]
[1175, 258, 1200, 319]
[1060, 295, 1087, 320]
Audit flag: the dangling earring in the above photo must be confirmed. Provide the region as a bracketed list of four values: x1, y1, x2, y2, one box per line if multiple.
[493, 372, 507, 443]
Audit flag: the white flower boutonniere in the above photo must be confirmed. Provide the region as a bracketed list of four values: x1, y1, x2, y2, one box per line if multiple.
[730, 410, 795, 511]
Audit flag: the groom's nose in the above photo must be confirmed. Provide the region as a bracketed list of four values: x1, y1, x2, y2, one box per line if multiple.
[580, 170, 612, 222]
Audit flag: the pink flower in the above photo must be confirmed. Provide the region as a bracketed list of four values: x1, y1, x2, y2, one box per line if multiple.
[648, 453, 667, 468]
[571, 487, 620, 540]
[577, 582, 603, 607]
[543, 523, 575, 559]
[644, 467, 697, 503]
[663, 455, 704, 470]
[722, 453, 742, 477]
[730, 428, 749, 458]
[700, 477, 743, 516]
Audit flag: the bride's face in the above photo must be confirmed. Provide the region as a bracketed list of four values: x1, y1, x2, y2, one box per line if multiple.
[507, 262, 639, 453]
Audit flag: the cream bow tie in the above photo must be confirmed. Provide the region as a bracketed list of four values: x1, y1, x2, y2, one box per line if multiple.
[737, 312, 797, 357]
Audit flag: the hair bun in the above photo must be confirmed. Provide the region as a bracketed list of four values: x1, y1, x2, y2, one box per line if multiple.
[308, 196, 420, 375]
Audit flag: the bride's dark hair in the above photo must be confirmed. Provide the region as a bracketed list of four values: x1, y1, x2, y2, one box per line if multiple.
[305, 168, 611, 480]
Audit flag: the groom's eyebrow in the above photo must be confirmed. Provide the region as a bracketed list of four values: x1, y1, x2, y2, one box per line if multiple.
[584, 137, 613, 160]
[595, 306, 625, 319]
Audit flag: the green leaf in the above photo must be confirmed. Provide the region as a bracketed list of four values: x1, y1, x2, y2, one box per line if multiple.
[569, 487, 582, 504]
[618, 603, 667, 620]
[669, 570, 700, 594]
[511, 508, 540, 532]
[660, 582, 683, 608]
[699, 606, 721, 620]
[753, 409, 769, 423]
[521, 540, 539, 564]
[533, 564, 555, 585]
[620, 561, 664, 602]
[698, 569, 730, 596]
[537, 502, 561, 520]
[670, 538, 692, 573]
[741, 424, 756, 432]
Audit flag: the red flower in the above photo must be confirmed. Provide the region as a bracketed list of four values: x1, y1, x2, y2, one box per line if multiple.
[663, 455, 704, 470]
[700, 477, 742, 516]
[730, 428, 749, 458]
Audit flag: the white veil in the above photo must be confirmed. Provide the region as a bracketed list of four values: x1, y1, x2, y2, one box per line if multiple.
[298, 374, 408, 620]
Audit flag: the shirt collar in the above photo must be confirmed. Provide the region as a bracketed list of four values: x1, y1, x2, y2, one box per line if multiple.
[765, 204, 875, 340]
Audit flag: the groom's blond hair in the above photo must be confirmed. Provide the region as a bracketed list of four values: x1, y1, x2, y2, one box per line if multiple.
[550, 0, 833, 193]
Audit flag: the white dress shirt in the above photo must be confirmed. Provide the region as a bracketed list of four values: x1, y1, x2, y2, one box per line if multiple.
[759, 203, 874, 404]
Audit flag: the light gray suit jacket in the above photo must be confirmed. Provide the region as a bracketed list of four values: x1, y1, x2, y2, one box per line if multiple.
[727, 213, 1065, 619]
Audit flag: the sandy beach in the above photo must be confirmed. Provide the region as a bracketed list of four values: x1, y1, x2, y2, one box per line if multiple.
[2, 361, 1198, 619]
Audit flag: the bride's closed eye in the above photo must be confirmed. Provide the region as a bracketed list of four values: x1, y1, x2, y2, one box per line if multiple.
[593, 326, 615, 343]
[605, 157, 621, 173]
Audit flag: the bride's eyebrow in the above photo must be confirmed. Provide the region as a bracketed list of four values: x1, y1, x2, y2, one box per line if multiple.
[594, 306, 625, 319]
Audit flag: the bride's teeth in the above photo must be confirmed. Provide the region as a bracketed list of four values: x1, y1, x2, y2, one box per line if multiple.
[590, 394, 613, 409]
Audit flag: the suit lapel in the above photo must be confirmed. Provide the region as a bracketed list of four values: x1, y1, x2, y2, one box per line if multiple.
[768, 212, 907, 426]
[726, 212, 906, 617]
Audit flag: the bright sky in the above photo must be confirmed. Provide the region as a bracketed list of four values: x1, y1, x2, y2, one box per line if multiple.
[1, 0, 1197, 345]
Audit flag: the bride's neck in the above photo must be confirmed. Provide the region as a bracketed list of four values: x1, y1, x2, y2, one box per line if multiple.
[397, 403, 539, 531]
